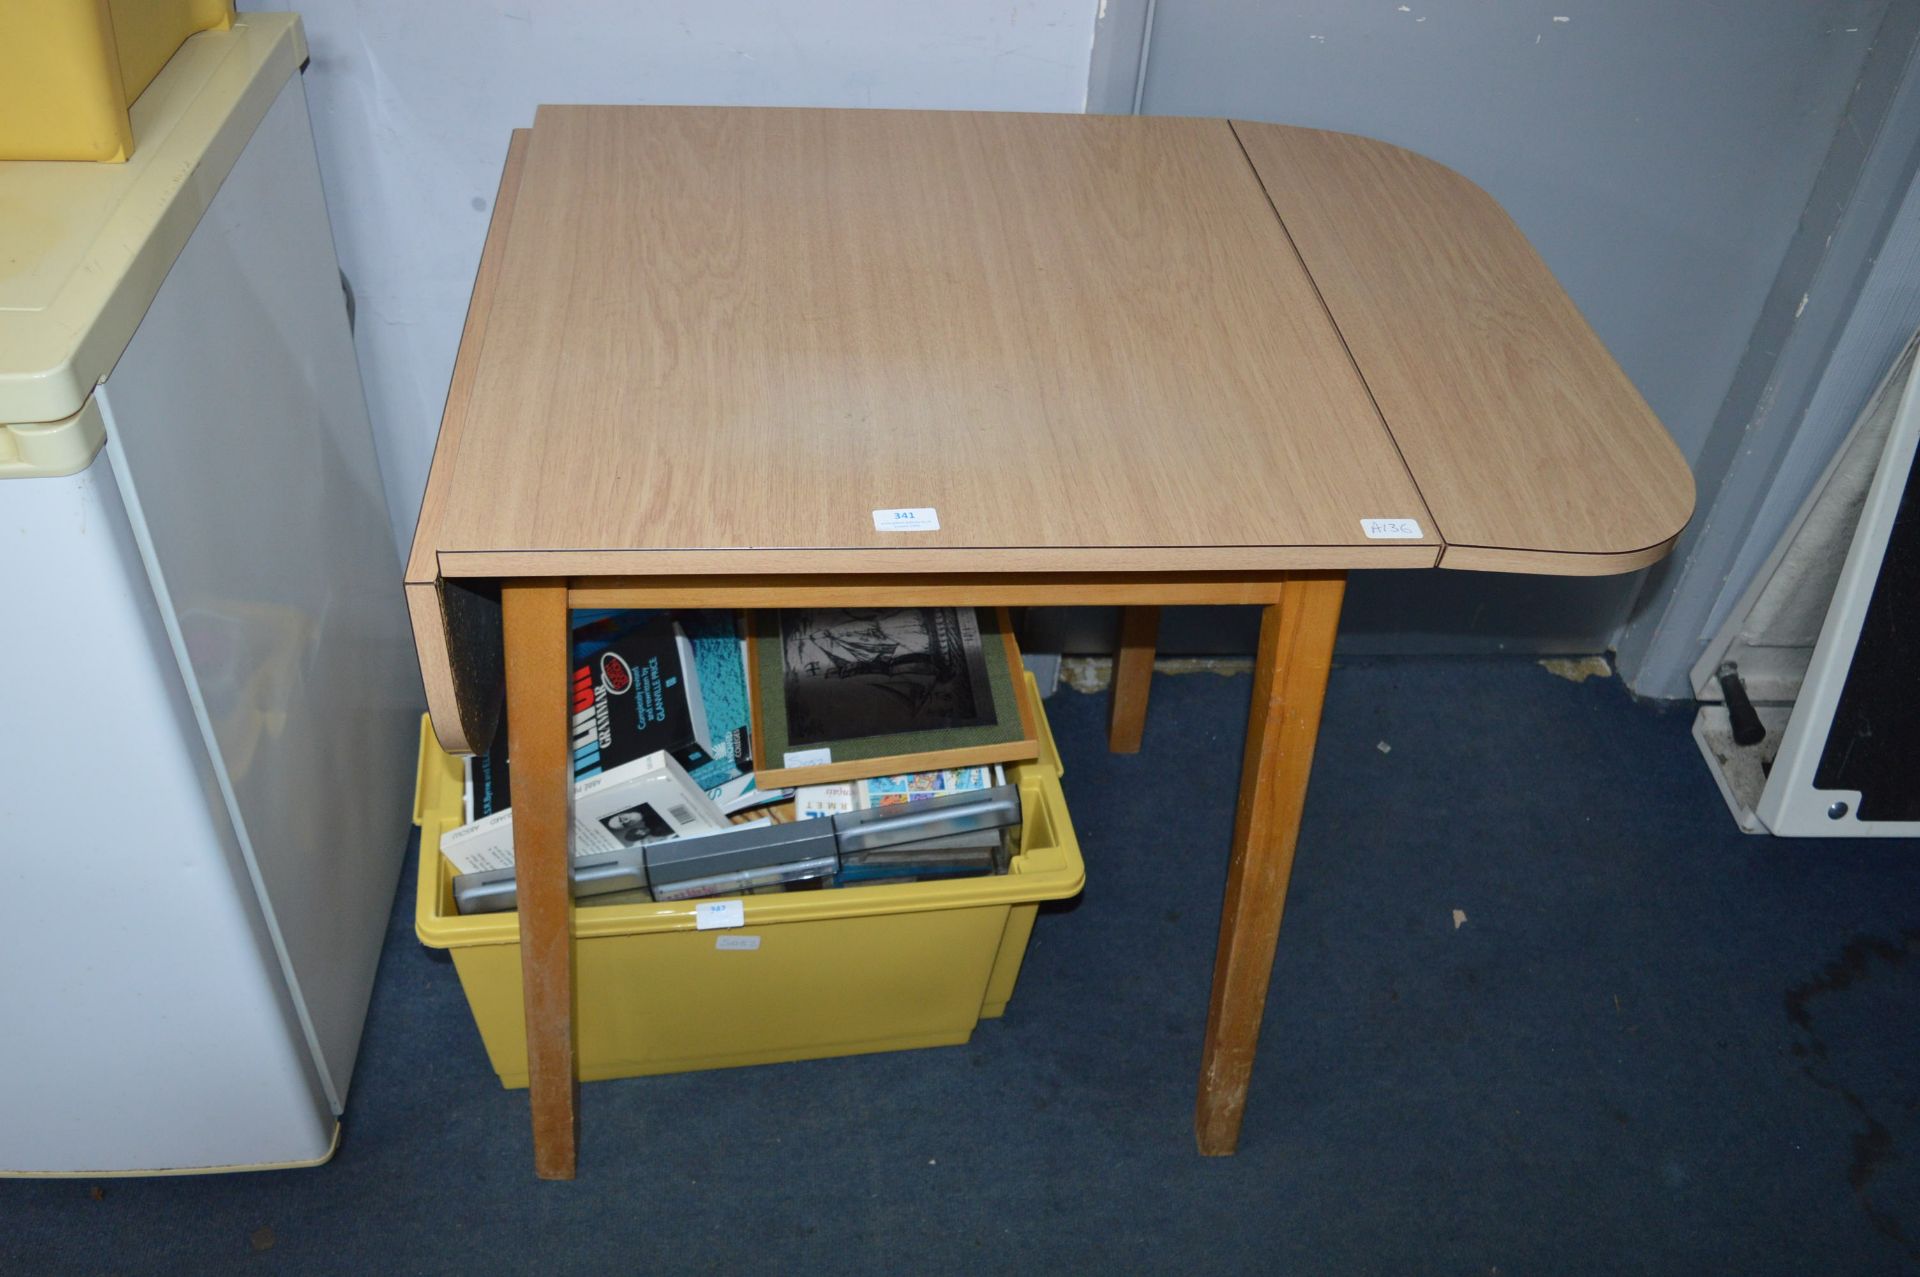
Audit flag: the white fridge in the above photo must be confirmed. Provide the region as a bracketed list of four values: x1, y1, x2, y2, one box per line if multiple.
[0, 15, 419, 1173]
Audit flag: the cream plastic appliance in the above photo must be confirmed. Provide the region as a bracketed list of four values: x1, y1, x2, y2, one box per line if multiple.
[0, 15, 418, 1174]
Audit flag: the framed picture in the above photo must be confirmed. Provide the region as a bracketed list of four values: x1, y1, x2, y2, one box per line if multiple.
[748, 606, 1039, 787]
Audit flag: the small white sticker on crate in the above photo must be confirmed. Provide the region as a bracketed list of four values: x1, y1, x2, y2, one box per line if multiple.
[714, 934, 761, 951]
[784, 747, 832, 768]
[1361, 518, 1424, 540]
[694, 900, 745, 930]
[873, 506, 940, 532]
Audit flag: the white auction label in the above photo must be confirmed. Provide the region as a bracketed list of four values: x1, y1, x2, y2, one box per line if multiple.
[693, 900, 745, 930]
[1360, 518, 1424, 540]
[873, 506, 940, 532]
[714, 934, 761, 951]
[783, 747, 832, 768]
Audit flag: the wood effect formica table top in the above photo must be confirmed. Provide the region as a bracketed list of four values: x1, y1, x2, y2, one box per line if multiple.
[408, 105, 1691, 582]
[405, 106, 1693, 750]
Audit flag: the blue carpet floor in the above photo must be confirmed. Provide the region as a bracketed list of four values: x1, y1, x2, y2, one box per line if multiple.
[7, 657, 1919, 1274]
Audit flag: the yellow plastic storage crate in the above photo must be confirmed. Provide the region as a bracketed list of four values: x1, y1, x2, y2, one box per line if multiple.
[412, 672, 1083, 1088]
[0, 0, 235, 162]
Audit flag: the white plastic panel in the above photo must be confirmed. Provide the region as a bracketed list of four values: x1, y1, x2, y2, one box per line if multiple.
[98, 76, 421, 1112]
[0, 453, 334, 1173]
[1758, 345, 1920, 838]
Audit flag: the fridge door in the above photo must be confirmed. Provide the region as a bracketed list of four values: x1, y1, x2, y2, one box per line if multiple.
[0, 444, 337, 1173]
[97, 74, 420, 1114]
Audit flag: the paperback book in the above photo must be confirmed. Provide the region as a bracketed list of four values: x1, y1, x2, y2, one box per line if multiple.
[466, 609, 787, 820]
[571, 610, 713, 777]
[439, 749, 728, 876]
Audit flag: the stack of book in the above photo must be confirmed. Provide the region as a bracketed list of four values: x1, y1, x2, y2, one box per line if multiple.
[440, 606, 1042, 913]
[443, 609, 775, 876]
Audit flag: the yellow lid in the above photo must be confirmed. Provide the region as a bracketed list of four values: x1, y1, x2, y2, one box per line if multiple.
[0, 13, 306, 444]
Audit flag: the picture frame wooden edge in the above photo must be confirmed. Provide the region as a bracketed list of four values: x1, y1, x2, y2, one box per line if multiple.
[745, 605, 1040, 788]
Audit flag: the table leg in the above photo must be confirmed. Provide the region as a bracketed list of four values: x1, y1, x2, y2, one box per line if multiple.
[1195, 572, 1345, 1155]
[1107, 605, 1160, 753]
[502, 579, 578, 1180]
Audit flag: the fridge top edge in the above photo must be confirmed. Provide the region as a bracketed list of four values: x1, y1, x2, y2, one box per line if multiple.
[0, 14, 306, 427]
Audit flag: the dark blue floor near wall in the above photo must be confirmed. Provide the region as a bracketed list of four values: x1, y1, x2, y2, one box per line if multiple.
[8, 658, 1920, 1275]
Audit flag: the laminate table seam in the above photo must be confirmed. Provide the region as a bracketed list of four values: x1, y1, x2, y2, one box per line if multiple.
[1225, 117, 1446, 549]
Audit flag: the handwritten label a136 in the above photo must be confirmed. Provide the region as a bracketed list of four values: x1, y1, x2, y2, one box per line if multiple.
[1361, 518, 1424, 540]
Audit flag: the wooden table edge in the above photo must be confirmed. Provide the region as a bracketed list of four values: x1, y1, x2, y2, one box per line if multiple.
[1437, 531, 1684, 576]
[428, 544, 1441, 578]
[405, 559, 1428, 755]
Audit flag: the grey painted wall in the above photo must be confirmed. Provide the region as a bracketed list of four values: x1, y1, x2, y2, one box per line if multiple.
[1720, 166, 1920, 632]
[1088, 0, 1888, 656]
[1616, 17, 1920, 695]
